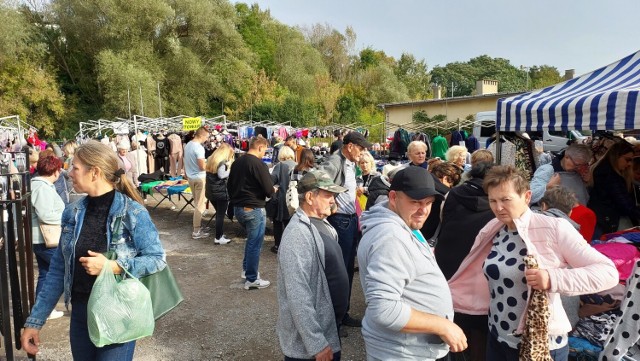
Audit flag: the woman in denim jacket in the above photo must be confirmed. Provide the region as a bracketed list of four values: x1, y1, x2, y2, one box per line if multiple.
[21, 140, 166, 361]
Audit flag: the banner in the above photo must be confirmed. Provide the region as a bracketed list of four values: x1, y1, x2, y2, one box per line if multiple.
[182, 117, 202, 131]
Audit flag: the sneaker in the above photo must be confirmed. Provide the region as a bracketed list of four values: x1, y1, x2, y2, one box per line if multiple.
[244, 279, 270, 290]
[47, 310, 64, 320]
[214, 236, 231, 245]
[270, 245, 278, 254]
[192, 229, 210, 239]
[241, 270, 260, 280]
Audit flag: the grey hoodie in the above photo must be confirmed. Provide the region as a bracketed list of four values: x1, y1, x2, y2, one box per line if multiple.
[358, 201, 453, 360]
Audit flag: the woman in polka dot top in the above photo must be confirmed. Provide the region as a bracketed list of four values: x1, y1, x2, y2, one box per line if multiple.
[448, 166, 618, 361]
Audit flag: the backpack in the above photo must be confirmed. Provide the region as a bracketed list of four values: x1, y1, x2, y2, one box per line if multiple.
[285, 170, 299, 216]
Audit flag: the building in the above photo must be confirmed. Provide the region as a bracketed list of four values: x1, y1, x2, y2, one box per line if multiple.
[379, 80, 525, 135]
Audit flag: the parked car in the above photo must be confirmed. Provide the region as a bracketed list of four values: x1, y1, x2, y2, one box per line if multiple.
[473, 111, 587, 152]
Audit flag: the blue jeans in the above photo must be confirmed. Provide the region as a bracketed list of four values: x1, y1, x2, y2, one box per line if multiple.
[33, 244, 57, 298]
[235, 207, 266, 282]
[486, 332, 568, 361]
[327, 213, 359, 319]
[70, 300, 136, 361]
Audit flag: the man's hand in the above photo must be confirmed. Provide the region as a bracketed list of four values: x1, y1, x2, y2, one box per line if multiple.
[525, 268, 551, 290]
[21, 328, 40, 355]
[315, 346, 333, 361]
[436, 319, 468, 353]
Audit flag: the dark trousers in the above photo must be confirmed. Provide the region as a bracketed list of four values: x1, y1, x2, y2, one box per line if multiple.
[486, 332, 569, 361]
[211, 199, 229, 239]
[327, 213, 358, 320]
[273, 219, 290, 248]
[70, 300, 136, 361]
[285, 351, 341, 361]
[447, 313, 487, 361]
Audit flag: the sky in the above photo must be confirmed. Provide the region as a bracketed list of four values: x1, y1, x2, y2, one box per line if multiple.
[247, 0, 640, 76]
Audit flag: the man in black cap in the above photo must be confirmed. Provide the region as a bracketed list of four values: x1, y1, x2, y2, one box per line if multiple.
[357, 166, 467, 360]
[320, 130, 372, 331]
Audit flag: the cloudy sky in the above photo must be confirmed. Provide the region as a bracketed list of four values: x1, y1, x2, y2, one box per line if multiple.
[247, 0, 640, 76]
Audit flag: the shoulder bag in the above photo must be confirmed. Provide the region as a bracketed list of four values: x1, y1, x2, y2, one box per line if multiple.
[39, 223, 61, 248]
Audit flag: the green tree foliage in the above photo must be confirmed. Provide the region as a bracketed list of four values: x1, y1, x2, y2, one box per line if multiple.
[528, 65, 563, 90]
[0, 1, 64, 136]
[395, 53, 431, 100]
[0, 0, 567, 138]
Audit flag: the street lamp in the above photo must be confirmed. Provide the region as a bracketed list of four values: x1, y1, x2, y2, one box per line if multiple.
[520, 66, 530, 90]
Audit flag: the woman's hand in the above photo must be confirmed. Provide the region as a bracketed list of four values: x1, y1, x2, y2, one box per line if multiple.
[525, 268, 551, 290]
[79, 250, 108, 276]
[21, 327, 41, 355]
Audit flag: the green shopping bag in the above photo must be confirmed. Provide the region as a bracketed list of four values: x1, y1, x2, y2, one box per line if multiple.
[87, 260, 155, 347]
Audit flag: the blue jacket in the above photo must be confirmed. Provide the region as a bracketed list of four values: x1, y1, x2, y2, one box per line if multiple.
[24, 191, 166, 329]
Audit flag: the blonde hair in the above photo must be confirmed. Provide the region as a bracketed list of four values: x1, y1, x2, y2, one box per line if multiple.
[206, 143, 234, 173]
[359, 152, 376, 174]
[74, 140, 143, 204]
[471, 149, 494, 165]
[446, 145, 467, 163]
[278, 146, 295, 162]
[407, 141, 427, 154]
[62, 140, 78, 157]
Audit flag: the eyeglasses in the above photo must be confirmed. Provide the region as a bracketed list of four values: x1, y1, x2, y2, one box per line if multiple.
[566, 154, 589, 170]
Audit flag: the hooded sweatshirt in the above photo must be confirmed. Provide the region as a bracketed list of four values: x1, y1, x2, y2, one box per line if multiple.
[358, 201, 453, 360]
[435, 177, 495, 280]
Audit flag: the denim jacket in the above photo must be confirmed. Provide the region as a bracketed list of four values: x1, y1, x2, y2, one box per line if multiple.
[24, 191, 166, 329]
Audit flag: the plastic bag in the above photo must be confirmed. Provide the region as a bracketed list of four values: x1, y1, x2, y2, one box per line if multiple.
[87, 261, 155, 347]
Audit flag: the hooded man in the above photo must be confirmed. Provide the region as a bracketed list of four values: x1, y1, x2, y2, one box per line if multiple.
[358, 166, 467, 360]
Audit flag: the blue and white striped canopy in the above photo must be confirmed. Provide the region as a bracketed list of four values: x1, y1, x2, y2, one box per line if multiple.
[497, 50, 640, 131]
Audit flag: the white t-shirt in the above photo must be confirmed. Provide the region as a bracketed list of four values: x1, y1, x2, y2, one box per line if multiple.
[183, 141, 205, 179]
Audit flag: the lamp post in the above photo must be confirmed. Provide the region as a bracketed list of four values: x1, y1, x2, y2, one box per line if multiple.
[520, 66, 530, 90]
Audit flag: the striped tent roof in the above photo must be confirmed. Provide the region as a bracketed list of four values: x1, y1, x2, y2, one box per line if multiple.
[497, 50, 640, 131]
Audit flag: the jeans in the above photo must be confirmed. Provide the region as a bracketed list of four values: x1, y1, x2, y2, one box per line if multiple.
[327, 213, 358, 320]
[70, 300, 136, 361]
[212, 199, 229, 239]
[486, 332, 569, 361]
[235, 207, 266, 282]
[188, 178, 206, 230]
[273, 219, 290, 248]
[285, 351, 341, 361]
[33, 244, 57, 298]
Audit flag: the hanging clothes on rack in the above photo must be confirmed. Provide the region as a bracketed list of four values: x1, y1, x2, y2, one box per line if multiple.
[167, 133, 184, 177]
[431, 135, 449, 159]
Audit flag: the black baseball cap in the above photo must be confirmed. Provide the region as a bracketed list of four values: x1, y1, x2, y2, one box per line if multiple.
[297, 170, 348, 194]
[343, 131, 372, 149]
[390, 166, 444, 200]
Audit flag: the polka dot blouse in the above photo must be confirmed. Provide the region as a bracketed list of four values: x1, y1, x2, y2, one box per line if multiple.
[483, 227, 567, 351]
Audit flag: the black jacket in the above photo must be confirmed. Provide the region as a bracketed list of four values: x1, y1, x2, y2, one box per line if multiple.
[419, 174, 450, 240]
[365, 175, 390, 209]
[205, 165, 229, 202]
[434, 177, 495, 280]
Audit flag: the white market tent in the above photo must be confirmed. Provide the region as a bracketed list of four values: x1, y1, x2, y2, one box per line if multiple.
[497, 50, 640, 132]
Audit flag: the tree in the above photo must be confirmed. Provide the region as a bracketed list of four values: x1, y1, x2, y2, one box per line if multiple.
[529, 65, 563, 89]
[300, 23, 355, 83]
[395, 53, 430, 100]
[314, 73, 341, 124]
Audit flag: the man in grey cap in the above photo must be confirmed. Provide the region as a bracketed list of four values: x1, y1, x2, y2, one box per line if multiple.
[277, 170, 349, 361]
[320, 130, 372, 330]
[358, 166, 467, 360]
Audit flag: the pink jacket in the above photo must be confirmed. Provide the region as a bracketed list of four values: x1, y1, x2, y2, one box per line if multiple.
[448, 208, 618, 336]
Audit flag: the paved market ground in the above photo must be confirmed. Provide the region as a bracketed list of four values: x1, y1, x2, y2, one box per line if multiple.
[7, 195, 367, 361]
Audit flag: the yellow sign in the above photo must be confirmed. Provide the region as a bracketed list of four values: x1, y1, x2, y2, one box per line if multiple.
[182, 117, 202, 131]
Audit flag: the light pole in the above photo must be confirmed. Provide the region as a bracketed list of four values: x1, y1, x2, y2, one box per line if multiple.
[520, 66, 530, 90]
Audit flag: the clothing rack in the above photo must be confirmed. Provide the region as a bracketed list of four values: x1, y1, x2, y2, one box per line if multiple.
[0, 150, 36, 360]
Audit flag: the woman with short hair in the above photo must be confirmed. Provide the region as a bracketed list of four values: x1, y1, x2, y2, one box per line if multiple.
[30, 155, 66, 320]
[446, 145, 468, 172]
[448, 165, 618, 361]
[22, 140, 166, 360]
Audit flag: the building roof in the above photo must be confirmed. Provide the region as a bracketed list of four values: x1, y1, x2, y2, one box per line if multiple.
[378, 91, 526, 109]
